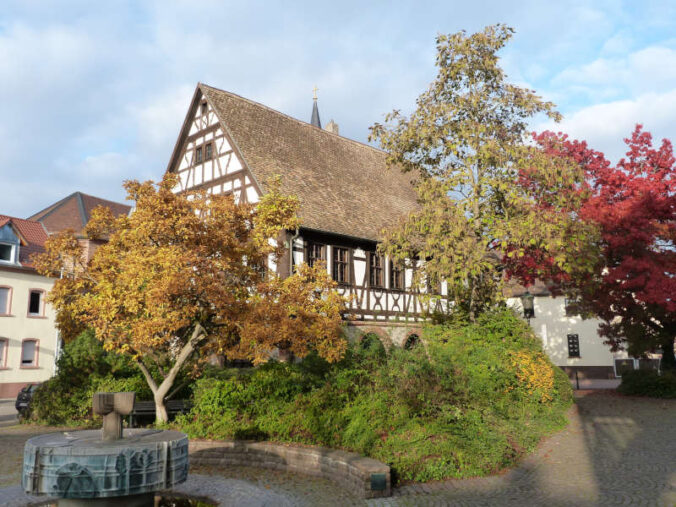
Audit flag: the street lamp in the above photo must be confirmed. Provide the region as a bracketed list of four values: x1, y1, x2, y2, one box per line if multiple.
[521, 291, 535, 322]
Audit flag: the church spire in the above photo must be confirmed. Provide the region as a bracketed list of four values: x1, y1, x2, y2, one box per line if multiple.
[310, 85, 321, 128]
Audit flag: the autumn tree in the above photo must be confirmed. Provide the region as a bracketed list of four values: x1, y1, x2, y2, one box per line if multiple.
[370, 25, 593, 320]
[34, 175, 347, 422]
[534, 127, 676, 369]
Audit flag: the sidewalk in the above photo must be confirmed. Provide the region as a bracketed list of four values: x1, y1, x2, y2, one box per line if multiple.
[571, 378, 621, 390]
[0, 399, 19, 428]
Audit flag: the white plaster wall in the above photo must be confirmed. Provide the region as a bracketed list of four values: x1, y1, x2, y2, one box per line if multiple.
[507, 296, 624, 368]
[0, 269, 58, 388]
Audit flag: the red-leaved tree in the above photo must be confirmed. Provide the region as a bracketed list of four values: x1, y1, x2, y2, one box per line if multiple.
[528, 126, 676, 369]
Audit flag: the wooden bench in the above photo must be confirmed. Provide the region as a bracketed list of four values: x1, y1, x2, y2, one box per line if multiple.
[128, 399, 192, 427]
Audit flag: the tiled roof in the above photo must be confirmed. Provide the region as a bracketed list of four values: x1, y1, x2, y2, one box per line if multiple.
[0, 214, 48, 267]
[199, 84, 420, 242]
[29, 192, 131, 235]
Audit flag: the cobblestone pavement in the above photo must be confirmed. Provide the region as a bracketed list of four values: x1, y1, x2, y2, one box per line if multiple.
[1, 392, 675, 506]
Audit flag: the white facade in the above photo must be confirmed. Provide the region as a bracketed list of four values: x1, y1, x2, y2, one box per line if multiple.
[0, 268, 58, 398]
[508, 295, 629, 377]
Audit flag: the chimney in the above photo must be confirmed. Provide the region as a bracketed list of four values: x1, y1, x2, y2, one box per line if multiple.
[325, 119, 339, 135]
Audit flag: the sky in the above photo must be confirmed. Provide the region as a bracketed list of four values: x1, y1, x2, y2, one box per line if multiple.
[1, 0, 675, 218]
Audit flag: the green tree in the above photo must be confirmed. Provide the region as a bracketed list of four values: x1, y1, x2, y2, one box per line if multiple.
[370, 25, 593, 320]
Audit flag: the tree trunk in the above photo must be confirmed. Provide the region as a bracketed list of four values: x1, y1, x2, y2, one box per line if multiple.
[135, 323, 206, 424]
[154, 393, 169, 424]
[661, 336, 676, 371]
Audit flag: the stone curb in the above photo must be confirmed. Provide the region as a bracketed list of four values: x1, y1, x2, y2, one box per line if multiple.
[189, 439, 391, 498]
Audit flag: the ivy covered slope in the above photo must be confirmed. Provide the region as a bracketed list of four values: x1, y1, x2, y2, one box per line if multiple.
[176, 309, 572, 483]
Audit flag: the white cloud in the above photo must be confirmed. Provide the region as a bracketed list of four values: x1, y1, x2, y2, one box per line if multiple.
[535, 90, 676, 163]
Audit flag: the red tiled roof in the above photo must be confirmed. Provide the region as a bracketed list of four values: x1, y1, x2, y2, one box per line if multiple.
[28, 192, 131, 235]
[0, 214, 48, 267]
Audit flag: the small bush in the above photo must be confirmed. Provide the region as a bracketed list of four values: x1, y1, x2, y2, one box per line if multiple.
[618, 369, 676, 398]
[29, 330, 152, 425]
[175, 308, 572, 483]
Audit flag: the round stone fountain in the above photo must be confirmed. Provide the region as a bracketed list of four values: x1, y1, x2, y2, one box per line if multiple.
[22, 392, 189, 506]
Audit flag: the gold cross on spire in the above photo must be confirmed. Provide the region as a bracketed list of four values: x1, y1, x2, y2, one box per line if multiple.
[312, 85, 319, 101]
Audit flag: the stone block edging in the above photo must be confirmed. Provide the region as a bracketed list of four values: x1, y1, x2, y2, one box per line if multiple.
[189, 439, 391, 499]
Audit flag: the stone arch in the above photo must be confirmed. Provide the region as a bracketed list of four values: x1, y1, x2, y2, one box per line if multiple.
[345, 324, 393, 351]
[358, 332, 387, 356]
[404, 333, 421, 350]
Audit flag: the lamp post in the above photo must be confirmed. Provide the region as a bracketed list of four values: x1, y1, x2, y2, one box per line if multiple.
[521, 291, 535, 324]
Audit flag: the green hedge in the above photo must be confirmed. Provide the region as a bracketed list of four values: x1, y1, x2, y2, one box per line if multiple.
[175, 309, 572, 482]
[618, 369, 676, 398]
[29, 330, 153, 425]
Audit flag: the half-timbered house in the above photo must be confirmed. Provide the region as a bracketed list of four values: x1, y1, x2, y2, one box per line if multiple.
[166, 84, 446, 346]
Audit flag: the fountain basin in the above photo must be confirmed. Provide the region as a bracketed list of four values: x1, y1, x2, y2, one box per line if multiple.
[23, 429, 188, 500]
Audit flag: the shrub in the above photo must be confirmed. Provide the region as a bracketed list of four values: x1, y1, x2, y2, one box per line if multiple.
[175, 308, 572, 483]
[29, 330, 151, 425]
[618, 369, 676, 398]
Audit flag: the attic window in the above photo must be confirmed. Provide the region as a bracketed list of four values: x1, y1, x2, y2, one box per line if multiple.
[201, 102, 208, 115]
[205, 143, 213, 160]
[194, 146, 203, 164]
[0, 243, 13, 263]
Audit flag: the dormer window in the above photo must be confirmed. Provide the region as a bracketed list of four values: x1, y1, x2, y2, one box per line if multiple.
[0, 244, 12, 261]
[0, 243, 16, 263]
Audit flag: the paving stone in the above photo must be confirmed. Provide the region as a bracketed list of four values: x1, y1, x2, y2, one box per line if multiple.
[1, 392, 675, 506]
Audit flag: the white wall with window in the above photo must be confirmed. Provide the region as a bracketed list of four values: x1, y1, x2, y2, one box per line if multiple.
[507, 295, 631, 378]
[0, 269, 57, 398]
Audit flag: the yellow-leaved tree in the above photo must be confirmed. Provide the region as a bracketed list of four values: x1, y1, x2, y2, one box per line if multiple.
[34, 175, 347, 422]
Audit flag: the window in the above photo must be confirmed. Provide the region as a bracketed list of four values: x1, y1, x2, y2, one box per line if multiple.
[0, 287, 10, 315]
[389, 262, 404, 290]
[21, 339, 38, 368]
[0, 338, 7, 368]
[567, 334, 580, 358]
[0, 243, 12, 262]
[306, 242, 325, 268]
[205, 143, 213, 160]
[369, 252, 384, 288]
[565, 298, 580, 317]
[194, 146, 203, 164]
[200, 102, 208, 115]
[28, 290, 43, 316]
[332, 247, 349, 284]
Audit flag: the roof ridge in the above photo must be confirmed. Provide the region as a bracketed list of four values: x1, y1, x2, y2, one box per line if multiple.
[0, 213, 42, 225]
[27, 191, 81, 220]
[199, 83, 389, 157]
[78, 192, 131, 207]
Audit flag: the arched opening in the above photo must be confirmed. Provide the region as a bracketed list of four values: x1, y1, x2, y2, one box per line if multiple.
[358, 332, 386, 357]
[404, 334, 420, 350]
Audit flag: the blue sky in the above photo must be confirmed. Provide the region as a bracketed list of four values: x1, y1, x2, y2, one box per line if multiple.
[2, 0, 675, 217]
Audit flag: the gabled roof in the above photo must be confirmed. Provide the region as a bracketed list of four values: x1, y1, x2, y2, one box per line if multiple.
[0, 215, 48, 267]
[29, 192, 131, 236]
[184, 84, 420, 242]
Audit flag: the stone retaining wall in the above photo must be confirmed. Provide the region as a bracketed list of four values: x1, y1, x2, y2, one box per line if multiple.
[189, 440, 391, 499]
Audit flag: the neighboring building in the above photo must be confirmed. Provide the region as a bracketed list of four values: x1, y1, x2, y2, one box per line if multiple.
[0, 194, 131, 398]
[505, 282, 636, 380]
[0, 215, 57, 398]
[29, 191, 131, 262]
[165, 83, 629, 377]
